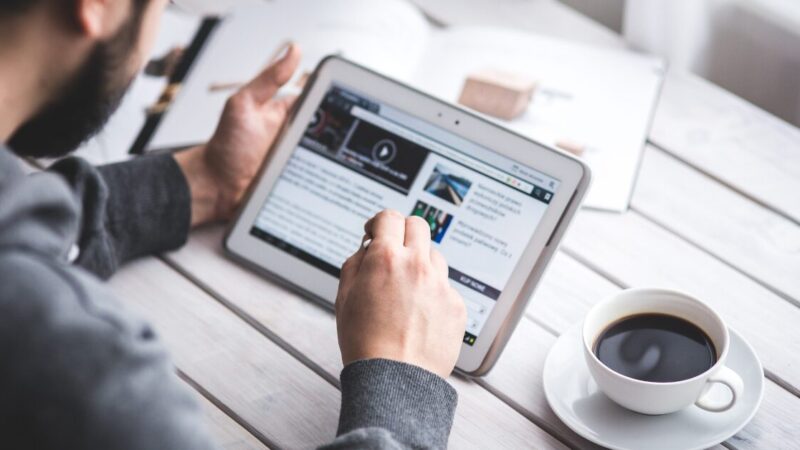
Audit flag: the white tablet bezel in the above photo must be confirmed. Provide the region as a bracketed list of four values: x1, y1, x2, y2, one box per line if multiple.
[225, 56, 590, 375]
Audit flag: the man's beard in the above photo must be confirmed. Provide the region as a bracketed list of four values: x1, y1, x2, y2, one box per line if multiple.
[8, 16, 141, 159]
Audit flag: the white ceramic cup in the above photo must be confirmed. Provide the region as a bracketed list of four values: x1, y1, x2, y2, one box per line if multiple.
[582, 288, 744, 415]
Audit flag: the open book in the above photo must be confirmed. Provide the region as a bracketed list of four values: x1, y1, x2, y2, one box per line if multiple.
[149, 0, 664, 212]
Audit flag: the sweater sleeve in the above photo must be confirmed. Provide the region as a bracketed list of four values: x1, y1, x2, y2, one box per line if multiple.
[320, 359, 458, 450]
[48, 154, 191, 279]
[1, 146, 214, 449]
[0, 251, 218, 450]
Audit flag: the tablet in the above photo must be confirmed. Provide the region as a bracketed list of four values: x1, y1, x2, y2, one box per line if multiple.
[226, 57, 590, 376]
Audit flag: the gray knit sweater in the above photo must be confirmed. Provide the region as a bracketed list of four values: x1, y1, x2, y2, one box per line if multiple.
[0, 145, 457, 449]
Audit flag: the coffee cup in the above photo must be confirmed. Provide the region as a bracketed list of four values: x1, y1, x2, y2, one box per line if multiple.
[582, 288, 744, 415]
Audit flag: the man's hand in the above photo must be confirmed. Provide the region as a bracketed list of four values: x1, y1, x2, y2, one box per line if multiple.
[175, 43, 302, 226]
[336, 210, 468, 378]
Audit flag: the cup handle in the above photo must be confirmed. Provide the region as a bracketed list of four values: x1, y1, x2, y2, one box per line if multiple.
[695, 366, 744, 412]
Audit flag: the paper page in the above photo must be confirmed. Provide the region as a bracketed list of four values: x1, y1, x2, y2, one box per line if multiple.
[149, 0, 430, 151]
[411, 27, 665, 212]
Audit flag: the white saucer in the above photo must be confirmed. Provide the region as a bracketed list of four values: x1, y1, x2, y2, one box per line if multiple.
[543, 324, 764, 450]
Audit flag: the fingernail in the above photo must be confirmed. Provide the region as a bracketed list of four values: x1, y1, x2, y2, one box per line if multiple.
[270, 41, 292, 64]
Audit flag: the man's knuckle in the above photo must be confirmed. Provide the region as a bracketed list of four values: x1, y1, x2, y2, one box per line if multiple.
[450, 288, 465, 305]
[441, 283, 454, 298]
[265, 109, 284, 124]
[334, 293, 345, 315]
[407, 215, 425, 227]
[406, 247, 424, 263]
[373, 243, 397, 266]
[226, 93, 244, 108]
[379, 209, 403, 221]
[451, 296, 467, 319]
[408, 258, 430, 279]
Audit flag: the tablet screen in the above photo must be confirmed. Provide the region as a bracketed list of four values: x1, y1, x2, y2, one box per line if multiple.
[250, 85, 560, 345]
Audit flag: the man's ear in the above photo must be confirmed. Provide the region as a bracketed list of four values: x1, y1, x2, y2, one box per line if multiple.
[71, 0, 122, 38]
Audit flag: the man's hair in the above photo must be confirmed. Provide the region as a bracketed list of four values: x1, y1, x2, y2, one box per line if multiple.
[7, 0, 152, 158]
[0, 0, 32, 13]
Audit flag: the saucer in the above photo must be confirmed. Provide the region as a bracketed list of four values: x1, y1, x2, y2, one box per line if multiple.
[543, 324, 764, 450]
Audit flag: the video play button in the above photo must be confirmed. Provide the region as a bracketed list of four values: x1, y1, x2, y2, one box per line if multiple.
[372, 139, 397, 164]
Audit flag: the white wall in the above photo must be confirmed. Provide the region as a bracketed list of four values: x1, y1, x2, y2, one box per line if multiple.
[560, 0, 800, 126]
[557, 0, 625, 32]
[624, 0, 800, 126]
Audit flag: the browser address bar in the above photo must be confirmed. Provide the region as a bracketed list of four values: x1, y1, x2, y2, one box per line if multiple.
[350, 106, 535, 195]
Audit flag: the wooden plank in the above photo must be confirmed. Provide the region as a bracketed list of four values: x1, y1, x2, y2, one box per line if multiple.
[167, 225, 800, 449]
[517, 251, 800, 449]
[108, 258, 341, 449]
[450, 376, 566, 450]
[164, 226, 567, 449]
[632, 145, 800, 304]
[650, 71, 800, 223]
[194, 387, 269, 449]
[485, 312, 604, 448]
[561, 210, 800, 393]
[526, 251, 620, 331]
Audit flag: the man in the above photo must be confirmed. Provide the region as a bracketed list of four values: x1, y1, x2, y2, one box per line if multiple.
[0, 0, 468, 448]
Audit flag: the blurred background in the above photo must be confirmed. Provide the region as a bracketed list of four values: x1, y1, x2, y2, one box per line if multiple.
[80, 0, 800, 167]
[561, 0, 800, 127]
[413, 0, 800, 127]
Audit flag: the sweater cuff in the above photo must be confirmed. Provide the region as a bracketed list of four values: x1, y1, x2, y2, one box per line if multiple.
[98, 154, 191, 265]
[337, 359, 458, 449]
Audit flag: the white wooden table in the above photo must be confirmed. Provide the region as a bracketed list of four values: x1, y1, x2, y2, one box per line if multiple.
[106, 2, 800, 448]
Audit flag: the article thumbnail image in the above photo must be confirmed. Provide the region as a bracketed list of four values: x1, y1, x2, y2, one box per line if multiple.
[346, 121, 430, 193]
[302, 93, 356, 154]
[423, 164, 473, 206]
[411, 201, 453, 244]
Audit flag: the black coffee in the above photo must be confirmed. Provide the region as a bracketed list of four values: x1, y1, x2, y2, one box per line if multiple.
[594, 313, 717, 383]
